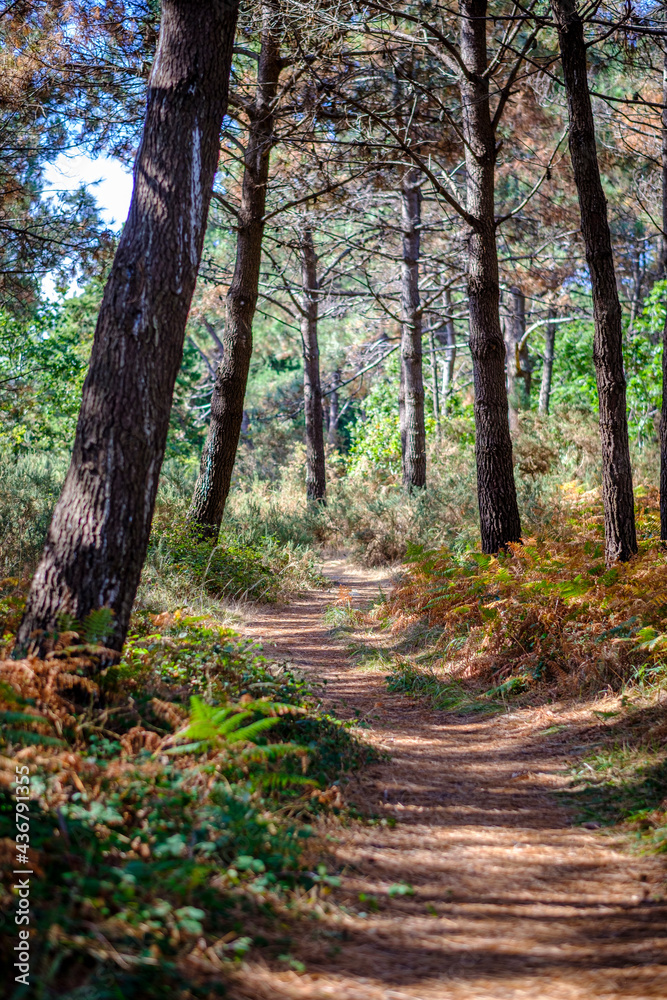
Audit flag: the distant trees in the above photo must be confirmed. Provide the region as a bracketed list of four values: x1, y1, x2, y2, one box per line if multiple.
[17, 0, 667, 657]
[17, 0, 239, 654]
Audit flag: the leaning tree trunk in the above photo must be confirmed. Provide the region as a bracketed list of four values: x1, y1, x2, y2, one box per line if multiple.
[660, 45, 667, 540]
[188, 13, 282, 536]
[399, 167, 426, 489]
[539, 306, 556, 415]
[552, 0, 637, 564]
[300, 228, 326, 501]
[16, 0, 239, 655]
[459, 0, 521, 553]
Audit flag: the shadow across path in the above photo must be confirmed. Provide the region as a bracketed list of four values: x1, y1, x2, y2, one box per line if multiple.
[232, 559, 667, 999]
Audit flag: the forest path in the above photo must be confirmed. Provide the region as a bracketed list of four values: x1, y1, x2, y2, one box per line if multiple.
[232, 558, 667, 1000]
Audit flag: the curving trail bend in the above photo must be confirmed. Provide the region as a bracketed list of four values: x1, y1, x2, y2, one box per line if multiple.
[231, 558, 667, 1000]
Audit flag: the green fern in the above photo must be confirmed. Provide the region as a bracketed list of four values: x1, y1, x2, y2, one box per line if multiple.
[167, 695, 305, 756]
[80, 607, 115, 645]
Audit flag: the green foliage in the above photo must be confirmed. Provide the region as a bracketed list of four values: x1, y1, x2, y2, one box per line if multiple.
[155, 521, 289, 602]
[548, 287, 665, 448]
[548, 319, 598, 415]
[385, 660, 501, 715]
[0, 292, 98, 454]
[0, 454, 69, 578]
[346, 353, 439, 477]
[79, 606, 116, 645]
[171, 694, 285, 753]
[0, 615, 372, 997]
[347, 359, 402, 475]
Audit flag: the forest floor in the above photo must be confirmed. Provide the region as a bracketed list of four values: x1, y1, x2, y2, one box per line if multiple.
[228, 557, 667, 1000]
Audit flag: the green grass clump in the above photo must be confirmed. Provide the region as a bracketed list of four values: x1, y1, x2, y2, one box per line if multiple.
[385, 660, 502, 715]
[564, 743, 667, 839]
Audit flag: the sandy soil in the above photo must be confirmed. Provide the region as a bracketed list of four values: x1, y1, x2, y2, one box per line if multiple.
[231, 558, 667, 1000]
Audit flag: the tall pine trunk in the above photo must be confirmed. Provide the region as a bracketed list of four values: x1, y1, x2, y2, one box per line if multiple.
[400, 167, 426, 489]
[551, 0, 637, 564]
[188, 13, 282, 536]
[459, 0, 521, 553]
[504, 293, 518, 433]
[511, 287, 531, 408]
[429, 327, 441, 440]
[660, 46, 667, 540]
[300, 228, 326, 501]
[16, 0, 239, 654]
[539, 307, 556, 415]
[328, 369, 341, 447]
[441, 287, 456, 413]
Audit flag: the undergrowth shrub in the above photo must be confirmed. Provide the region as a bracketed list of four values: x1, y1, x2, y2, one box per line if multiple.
[0, 453, 68, 577]
[226, 409, 657, 566]
[0, 612, 374, 998]
[0, 454, 321, 615]
[371, 486, 667, 703]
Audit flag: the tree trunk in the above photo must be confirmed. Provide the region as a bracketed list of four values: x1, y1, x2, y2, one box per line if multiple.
[440, 287, 456, 414]
[188, 13, 282, 536]
[459, 0, 521, 553]
[300, 227, 326, 501]
[400, 167, 426, 489]
[328, 369, 341, 447]
[539, 307, 556, 416]
[429, 326, 441, 440]
[628, 249, 643, 335]
[16, 0, 239, 655]
[512, 287, 531, 408]
[551, 0, 637, 564]
[505, 287, 530, 431]
[503, 294, 518, 433]
[660, 46, 667, 540]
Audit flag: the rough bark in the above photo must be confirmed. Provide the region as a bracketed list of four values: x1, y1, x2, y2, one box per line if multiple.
[440, 287, 456, 413]
[16, 0, 239, 654]
[188, 13, 282, 535]
[505, 287, 530, 432]
[328, 369, 341, 447]
[400, 167, 426, 489]
[539, 307, 556, 416]
[660, 46, 667, 540]
[300, 228, 326, 502]
[552, 0, 637, 564]
[512, 287, 531, 408]
[429, 326, 441, 440]
[459, 0, 521, 553]
[503, 297, 518, 433]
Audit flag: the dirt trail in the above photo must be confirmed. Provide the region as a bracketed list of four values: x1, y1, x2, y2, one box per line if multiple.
[235, 558, 667, 1000]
